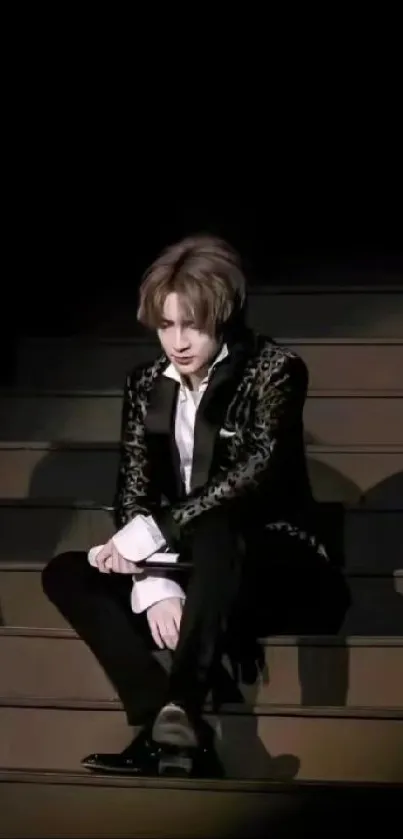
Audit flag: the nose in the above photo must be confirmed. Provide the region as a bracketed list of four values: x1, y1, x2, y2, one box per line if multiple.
[173, 328, 190, 352]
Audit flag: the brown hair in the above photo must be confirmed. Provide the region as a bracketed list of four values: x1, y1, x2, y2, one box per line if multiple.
[137, 234, 247, 337]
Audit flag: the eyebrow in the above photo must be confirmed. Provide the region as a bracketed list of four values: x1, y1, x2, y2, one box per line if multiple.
[160, 318, 195, 326]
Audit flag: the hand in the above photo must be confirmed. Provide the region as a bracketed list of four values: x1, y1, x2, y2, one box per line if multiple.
[146, 597, 184, 650]
[93, 540, 144, 575]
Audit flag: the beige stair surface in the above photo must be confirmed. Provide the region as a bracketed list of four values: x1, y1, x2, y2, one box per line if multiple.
[1, 390, 403, 446]
[14, 336, 403, 391]
[1, 501, 402, 574]
[1, 629, 403, 711]
[1, 441, 402, 506]
[0, 705, 402, 784]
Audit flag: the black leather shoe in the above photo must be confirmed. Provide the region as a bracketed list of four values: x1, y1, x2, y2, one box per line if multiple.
[81, 727, 161, 775]
[157, 741, 225, 779]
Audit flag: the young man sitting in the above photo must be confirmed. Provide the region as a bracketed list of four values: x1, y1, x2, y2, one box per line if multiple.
[42, 234, 346, 778]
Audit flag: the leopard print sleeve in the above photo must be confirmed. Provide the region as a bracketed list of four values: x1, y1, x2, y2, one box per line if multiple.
[155, 352, 308, 549]
[113, 369, 153, 529]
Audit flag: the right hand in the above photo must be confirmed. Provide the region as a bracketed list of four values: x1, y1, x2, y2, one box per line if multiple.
[146, 597, 184, 650]
[90, 541, 145, 575]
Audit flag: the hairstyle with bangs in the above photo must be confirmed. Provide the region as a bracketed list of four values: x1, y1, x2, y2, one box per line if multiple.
[137, 234, 247, 338]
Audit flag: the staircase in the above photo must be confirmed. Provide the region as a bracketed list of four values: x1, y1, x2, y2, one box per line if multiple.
[0, 284, 402, 837]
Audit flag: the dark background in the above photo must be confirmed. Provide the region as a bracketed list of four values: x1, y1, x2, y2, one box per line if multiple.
[4, 23, 403, 337]
[10, 193, 403, 337]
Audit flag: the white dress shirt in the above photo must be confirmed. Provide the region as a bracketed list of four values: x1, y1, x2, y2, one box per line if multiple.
[88, 343, 229, 613]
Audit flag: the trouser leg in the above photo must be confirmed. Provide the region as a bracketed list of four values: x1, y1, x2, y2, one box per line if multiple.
[166, 508, 245, 715]
[41, 551, 168, 725]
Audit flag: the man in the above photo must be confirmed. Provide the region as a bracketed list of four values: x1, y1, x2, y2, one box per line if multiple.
[42, 234, 345, 779]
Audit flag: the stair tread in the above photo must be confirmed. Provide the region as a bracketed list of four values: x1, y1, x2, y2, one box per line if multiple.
[1, 630, 402, 713]
[0, 706, 402, 784]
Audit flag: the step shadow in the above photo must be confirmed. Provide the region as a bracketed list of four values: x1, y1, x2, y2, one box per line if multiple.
[25, 446, 117, 565]
[203, 508, 351, 780]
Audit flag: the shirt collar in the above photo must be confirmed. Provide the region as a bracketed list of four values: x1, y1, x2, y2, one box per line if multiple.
[163, 342, 229, 393]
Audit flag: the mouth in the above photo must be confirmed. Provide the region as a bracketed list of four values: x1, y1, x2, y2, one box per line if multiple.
[173, 356, 194, 364]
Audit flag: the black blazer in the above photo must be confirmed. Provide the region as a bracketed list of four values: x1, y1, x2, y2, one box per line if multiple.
[114, 329, 328, 560]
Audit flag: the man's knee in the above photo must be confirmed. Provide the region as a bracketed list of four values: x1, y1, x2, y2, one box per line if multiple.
[41, 551, 86, 601]
[189, 506, 241, 549]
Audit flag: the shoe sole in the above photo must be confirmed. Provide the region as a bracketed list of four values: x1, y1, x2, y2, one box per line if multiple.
[152, 714, 198, 749]
[81, 760, 157, 776]
[158, 751, 193, 777]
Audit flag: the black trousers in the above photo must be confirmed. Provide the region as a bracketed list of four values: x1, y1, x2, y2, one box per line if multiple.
[41, 507, 349, 726]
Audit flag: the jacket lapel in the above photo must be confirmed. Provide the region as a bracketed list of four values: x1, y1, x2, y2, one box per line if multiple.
[144, 368, 185, 500]
[190, 335, 255, 493]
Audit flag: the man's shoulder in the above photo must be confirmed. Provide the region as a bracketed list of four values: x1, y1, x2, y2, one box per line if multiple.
[253, 334, 307, 371]
[124, 352, 167, 389]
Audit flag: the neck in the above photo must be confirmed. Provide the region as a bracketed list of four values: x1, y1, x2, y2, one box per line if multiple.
[184, 342, 226, 391]
[183, 364, 210, 391]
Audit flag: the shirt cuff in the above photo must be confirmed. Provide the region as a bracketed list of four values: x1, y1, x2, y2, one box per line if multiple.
[112, 514, 166, 562]
[130, 574, 186, 614]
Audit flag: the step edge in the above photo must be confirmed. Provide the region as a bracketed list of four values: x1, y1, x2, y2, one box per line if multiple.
[1, 696, 402, 719]
[1, 626, 403, 646]
[2, 766, 401, 792]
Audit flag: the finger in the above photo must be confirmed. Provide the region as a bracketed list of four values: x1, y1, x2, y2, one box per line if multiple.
[103, 556, 113, 574]
[98, 554, 112, 574]
[110, 546, 131, 574]
[163, 619, 179, 650]
[111, 544, 122, 572]
[96, 541, 112, 571]
[96, 541, 112, 563]
[120, 554, 139, 574]
[149, 619, 164, 650]
[169, 630, 179, 650]
[172, 608, 183, 634]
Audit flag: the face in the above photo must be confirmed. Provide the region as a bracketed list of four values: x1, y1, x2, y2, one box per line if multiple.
[157, 292, 221, 385]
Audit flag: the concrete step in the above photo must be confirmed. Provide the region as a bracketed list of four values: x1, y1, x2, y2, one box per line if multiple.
[0, 441, 402, 506]
[15, 336, 403, 391]
[1, 773, 400, 839]
[1, 390, 403, 446]
[1, 502, 402, 575]
[1, 629, 402, 711]
[1, 567, 402, 635]
[0, 705, 402, 783]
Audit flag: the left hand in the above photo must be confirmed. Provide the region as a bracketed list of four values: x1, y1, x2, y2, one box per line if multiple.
[94, 540, 144, 575]
[146, 597, 184, 650]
